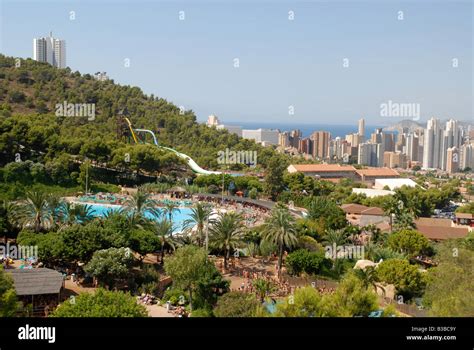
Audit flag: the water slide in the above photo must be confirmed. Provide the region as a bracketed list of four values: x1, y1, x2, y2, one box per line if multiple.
[124, 118, 221, 175]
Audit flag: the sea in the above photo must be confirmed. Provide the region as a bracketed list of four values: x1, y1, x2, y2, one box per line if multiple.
[223, 121, 386, 138]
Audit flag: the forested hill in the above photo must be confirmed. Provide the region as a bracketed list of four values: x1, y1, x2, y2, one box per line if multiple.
[0, 54, 283, 173]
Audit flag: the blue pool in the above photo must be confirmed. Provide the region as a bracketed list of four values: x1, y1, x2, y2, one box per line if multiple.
[84, 203, 194, 233]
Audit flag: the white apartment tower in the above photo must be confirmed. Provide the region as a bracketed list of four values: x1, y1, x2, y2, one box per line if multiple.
[422, 118, 443, 169]
[358, 118, 365, 142]
[33, 32, 66, 68]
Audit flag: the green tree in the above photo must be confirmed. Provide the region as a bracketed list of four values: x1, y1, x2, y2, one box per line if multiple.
[122, 188, 161, 226]
[128, 229, 159, 261]
[388, 229, 430, 257]
[253, 278, 277, 302]
[307, 197, 347, 231]
[162, 201, 180, 226]
[376, 259, 426, 300]
[262, 206, 299, 279]
[275, 286, 323, 317]
[285, 249, 330, 276]
[264, 156, 288, 200]
[164, 245, 217, 311]
[152, 219, 177, 264]
[321, 273, 378, 317]
[424, 244, 474, 316]
[52, 289, 147, 317]
[15, 191, 52, 232]
[209, 212, 245, 269]
[0, 266, 20, 317]
[84, 247, 134, 289]
[214, 292, 260, 317]
[183, 203, 212, 247]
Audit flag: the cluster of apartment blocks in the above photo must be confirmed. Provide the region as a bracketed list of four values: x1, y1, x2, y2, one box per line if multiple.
[208, 115, 474, 174]
[33, 32, 66, 69]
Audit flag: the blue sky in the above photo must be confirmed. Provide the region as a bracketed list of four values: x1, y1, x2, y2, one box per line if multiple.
[0, 0, 472, 125]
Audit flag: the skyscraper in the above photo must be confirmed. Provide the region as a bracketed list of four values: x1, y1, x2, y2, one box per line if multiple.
[358, 118, 365, 142]
[446, 147, 459, 174]
[33, 32, 66, 68]
[406, 132, 420, 162]
[423, 118, 443, 169]
[460, 143, 474, 170]
[311, 131, 331, 159]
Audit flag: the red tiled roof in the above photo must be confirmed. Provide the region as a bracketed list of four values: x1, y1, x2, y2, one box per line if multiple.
[361, 207, 384, 216]
[290, 164, 356, 172]
[415, 218, 452, 227]
[416, 226, 469, 240]
[356, 168, 400, 177]
[341, 203, 370, 214]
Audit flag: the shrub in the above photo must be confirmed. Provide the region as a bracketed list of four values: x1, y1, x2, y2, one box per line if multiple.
[285, 249, 331, 276]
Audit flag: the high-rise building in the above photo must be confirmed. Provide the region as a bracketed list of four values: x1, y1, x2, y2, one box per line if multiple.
[289, 129, 302, 148]
[460, 143, 474, 170]
[358, 142, 379, 166]
[242, 128, 279, 145]
[423, 118, 443, 169]
[206, 114, 220, 126]
[298, 138, 313, 156]
[311, 131, 331, 159]
[279, 131, 291, 148]
[346, 133, 361, 148]
[441, 119, 463, 170]
[405, 132, 420, 162]
[446, 147, 459, 174]
[383, 151, 407, 169]
[33, 32, 66, 68]
[358, 118, 365, 142]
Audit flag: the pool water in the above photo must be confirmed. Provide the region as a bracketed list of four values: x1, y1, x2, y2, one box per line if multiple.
[85, 203, 194, 233]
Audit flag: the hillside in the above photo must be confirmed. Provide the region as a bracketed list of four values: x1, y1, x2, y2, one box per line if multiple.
[0, 55, 283, 176]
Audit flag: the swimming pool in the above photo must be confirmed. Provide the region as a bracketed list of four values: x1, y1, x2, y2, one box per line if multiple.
[83, 203, 194, 233]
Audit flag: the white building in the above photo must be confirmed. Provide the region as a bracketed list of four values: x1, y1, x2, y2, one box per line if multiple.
[460, 143, 474, 170]
[242, 128, 279, 145]
[358, 142, 380, 167]
[423, 118, 443, 169]
[33, 32, 66, 68]
[206, 114, 220, 127]
[216, 124, 242, 137]
[373, 178, 418, 191]
[94, 72, 109, 81]
[358, 118, 365, 141]
[352, 188, 395, 198]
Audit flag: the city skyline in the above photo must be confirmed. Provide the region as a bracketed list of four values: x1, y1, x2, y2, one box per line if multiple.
[1, 0, 472, 124]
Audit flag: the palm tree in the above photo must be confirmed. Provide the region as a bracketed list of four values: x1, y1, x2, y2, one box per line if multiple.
[0, 200, 18, 244]
[323, 229, 348, 247]
[122, 189, 161, 226]
[262, 206, 299, 279]
[323, 229, 348, 265]
[58, 202, 95, 227]
[153, 219, 177, 264]
[209, 212, 245, 269]
[354, 266, 385, 297]
[15, 191, 52, 232]
[182, 203, 212, 248]
[163, 202, 180, 226]
[253, 278, 276, 302]
[382, 197, 398, 232]
[393, 211, 416, 231]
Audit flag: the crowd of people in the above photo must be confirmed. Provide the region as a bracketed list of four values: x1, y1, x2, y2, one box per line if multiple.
[194, 195, 270, 225]
[137, 293, 157, 305]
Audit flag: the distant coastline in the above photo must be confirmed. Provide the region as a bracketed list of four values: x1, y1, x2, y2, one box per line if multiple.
[220, 121, 385, 138]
